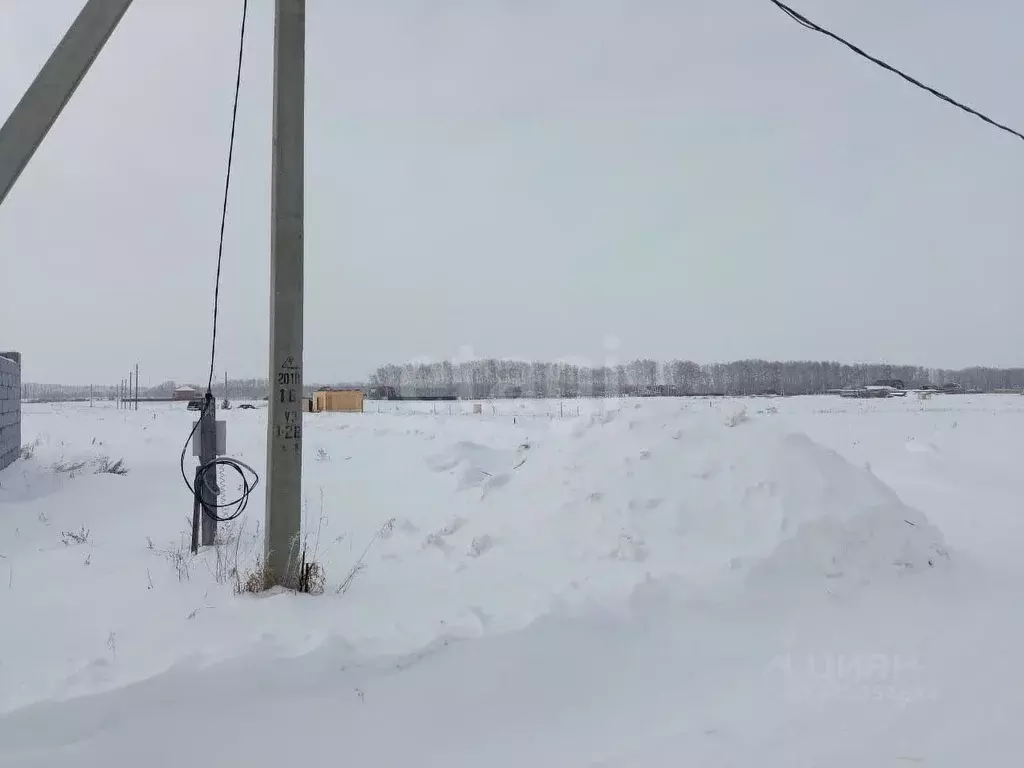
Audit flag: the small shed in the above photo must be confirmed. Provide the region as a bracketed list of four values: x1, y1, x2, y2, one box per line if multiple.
[313, 388, 364, 413]
[173, 385, 200, 401]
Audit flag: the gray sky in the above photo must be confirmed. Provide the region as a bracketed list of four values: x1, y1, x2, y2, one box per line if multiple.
[1, 0, 1022, 385]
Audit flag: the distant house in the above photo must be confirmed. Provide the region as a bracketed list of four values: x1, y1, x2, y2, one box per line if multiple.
[313, 388, 364, 413]
[173, 385, 200, 401]
[872, 379, 905, 390]
[367, 385, 398, 400]
[840, 387, 891, 399]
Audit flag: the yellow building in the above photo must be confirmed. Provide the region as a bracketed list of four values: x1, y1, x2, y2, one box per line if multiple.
[313, 388, 364, 413]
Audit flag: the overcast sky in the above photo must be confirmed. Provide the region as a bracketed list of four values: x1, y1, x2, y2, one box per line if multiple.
[1, 0, 1022, 385]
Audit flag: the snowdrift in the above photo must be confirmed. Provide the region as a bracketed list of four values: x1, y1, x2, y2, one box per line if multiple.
[0, 399, 948, 716]
[422, 404, 948, 601]
[7, 397, 1024, 767]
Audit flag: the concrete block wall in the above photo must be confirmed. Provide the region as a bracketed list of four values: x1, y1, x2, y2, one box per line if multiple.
[0, 351, 21, 472]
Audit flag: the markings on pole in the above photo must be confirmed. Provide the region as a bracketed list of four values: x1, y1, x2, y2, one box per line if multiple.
[276, 357, 301, 450]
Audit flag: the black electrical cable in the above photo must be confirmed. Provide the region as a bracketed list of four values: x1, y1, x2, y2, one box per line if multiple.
[768, 0, 1024, 143]
[179, 0, 259, 525]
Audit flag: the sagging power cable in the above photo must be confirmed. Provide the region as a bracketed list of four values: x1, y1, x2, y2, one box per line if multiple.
[768, 0, 1024, 143]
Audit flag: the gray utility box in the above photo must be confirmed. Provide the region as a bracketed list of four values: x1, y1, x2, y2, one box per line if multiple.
[191, 420, 226, 457]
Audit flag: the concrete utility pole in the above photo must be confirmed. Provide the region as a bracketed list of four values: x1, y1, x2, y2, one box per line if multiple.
[134, 363, 139, 409]
[264, 0, 305, 588]
[0, 0, 136, 207]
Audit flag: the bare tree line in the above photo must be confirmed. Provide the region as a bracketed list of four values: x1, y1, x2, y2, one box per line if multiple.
[369, 359, 1024, 399]
[22, 359, 1024, 403]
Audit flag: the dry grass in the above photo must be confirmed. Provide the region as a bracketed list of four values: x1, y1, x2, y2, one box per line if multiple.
[52, 460, 87, 476]
[20, 438, 41, 461]
[160, 543, 193, 582]
[60, 526, 91, 546]
[233, 548, 326, 595]
[336, 518, 395, 595]
[235, 559, 272, 594]
[93, 456, 128, 475]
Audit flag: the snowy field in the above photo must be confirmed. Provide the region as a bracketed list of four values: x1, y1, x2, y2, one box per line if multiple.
[1, 394, 1022, 766]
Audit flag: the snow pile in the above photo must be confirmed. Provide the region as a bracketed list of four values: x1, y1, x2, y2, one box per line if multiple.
[421, 404, 948, 601]
[742, 432, 949, 590]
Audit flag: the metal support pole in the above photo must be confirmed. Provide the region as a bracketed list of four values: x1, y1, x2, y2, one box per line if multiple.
[0, 0, 136, 207]
[200, 396, 219, 546]
[134, 363, 139, 409]
[190, 467, 202, 555]
[264, 0, 305, 588]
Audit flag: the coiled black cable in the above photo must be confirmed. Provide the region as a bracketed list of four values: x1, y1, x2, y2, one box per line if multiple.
[179, 394, 258, 524]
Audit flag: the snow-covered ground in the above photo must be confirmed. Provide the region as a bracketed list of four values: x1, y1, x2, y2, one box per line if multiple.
[1, 394, 1022, 766]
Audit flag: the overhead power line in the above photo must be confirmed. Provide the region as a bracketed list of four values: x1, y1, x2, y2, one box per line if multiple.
[207, 0, 251, 397]
[769, 0, 1024, 143]
[179, 0, 259, 529]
